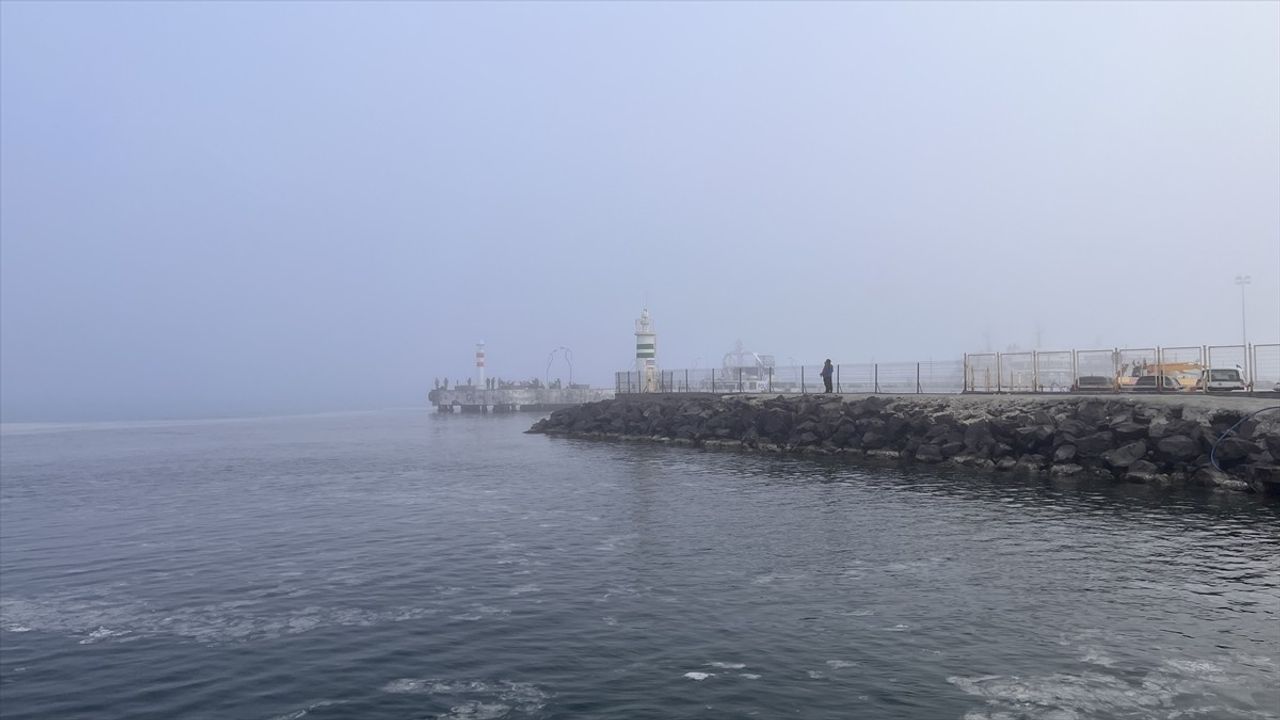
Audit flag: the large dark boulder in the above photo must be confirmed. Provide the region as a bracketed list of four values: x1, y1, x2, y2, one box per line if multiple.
[1056, 419, 1089, 438]
[792, 431, 820, 446]
[1106, 413, 1134, 430]
[1125, 459, 1164, 484]
[884, 416, 909, 441]
[1209, 411, 1247, 438]
[1146, 415, 1172, 439]
[1075, 431, 1114, 458]
[862, 431, 886, 449]
[1077, 400, 1110, 425]
[1013, 425, 1054, 451]
[963, 420, 995, 452]
[831, 420, 859, 447]
[858, 417, 886, 434]
[1156, 435, 1200, 462]
[915, 444, 943, 463]
[1015, 454, 1048, 472]
[1262, 434, 1280, 457]
[1112, 422, 1147, 441]
[1053, 444, 1078, 464]
[939, 441, 965, 458]
[755, 408, 793, 439]
[1214, 437, 1260, 465]
[1192, 467, 1252, 492]
[1103, 440, 1148, 469]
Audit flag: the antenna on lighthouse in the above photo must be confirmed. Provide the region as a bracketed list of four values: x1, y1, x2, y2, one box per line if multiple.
[635, 308, 658, 392]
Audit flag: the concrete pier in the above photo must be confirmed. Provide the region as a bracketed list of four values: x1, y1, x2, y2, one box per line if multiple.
[428, 386, 613, 413]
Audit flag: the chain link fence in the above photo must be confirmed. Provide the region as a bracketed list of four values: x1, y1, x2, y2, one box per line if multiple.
[1254, 344, 1280, 391]
[616, 342, 1278, 395]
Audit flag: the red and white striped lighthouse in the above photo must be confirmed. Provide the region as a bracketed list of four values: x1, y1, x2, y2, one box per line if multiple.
[475, 342, 486, 386]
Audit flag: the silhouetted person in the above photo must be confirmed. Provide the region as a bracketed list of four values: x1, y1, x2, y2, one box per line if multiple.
[820, 359, 834, 393]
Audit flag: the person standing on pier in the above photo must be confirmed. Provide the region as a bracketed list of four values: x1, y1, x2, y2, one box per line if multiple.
[821, 359, 834, 393]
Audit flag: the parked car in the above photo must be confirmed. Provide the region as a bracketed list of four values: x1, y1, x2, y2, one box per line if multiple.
[1131, 375, 1183, 392]
[1197, 368, 1248, 392]
[1072, 376, 1114, 392]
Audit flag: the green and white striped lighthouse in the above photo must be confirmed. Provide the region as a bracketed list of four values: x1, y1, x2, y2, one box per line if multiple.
[635, 308, 658, 392]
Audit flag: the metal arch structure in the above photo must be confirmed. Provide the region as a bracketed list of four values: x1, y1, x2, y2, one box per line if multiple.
[546, 346, 574, 387]
[721, 340, 775, 374]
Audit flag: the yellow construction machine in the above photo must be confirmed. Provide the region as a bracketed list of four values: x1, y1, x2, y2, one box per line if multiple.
[1116, 360, 1204, 390]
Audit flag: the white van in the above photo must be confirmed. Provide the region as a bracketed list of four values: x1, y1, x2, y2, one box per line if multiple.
[1200, 368, 1247, 392]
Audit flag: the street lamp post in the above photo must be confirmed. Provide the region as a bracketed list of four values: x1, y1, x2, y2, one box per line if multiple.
[1235, 275, 1250, 383]
[1234, 275, 1251, 347]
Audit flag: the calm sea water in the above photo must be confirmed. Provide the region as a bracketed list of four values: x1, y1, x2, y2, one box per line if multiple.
[1, 410, 1277, 720]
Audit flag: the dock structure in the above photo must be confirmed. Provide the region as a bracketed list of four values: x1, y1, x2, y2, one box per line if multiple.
[428, 385, 613, 413]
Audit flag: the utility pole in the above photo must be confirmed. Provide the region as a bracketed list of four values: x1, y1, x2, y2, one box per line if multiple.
[1235, 275, 1251, 349]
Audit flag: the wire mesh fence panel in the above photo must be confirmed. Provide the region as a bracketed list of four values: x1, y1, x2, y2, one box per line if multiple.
[1034, 351, 1074, 392]
[761, 365, 792, 394]
[1207, 345, 1248, 381]
[1158, 346, 1204, 391]
[683, 368, 712, 393]
[1074, 350, 1117, 390]
[1254, 344, 1280, 390]
[1116, 348, 1158, 389]
[803, 365, 824, 393]
[965, 354, 999, 392]
[838, 364, 876, 393]
[616, 371, 633, 394]
[1000, 352, 1035, 392]
[875, 362, 919, 393]
[920, 360, 965, 393]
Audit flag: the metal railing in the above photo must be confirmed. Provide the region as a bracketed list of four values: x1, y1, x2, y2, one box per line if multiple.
[962, 344, 1273, 394]
[616, 360, 967, 395]
[613, 342, 1278, 395]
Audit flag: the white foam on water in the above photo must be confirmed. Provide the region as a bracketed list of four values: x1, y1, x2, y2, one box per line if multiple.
[601, 616, 618, 626]
[379, 678, 548, 715]
[706, 662, 745, 669]
[944, 657, 1276, 720]
[509, 584, 540, 595]
[450, 614, 483, 622]
[807, 670, 826, 679]
[266, 699, 349, 720]
[1162, 659, 1228, 681]
[79, 626, 131, 644]
[739, 673, 761, 680]
[1, 591, 442, 645]
[472, 605, 509, 617]
[5, 625, 32, 632]
[443, 702, 510, 719]
[683, 672, 713, 681]
[1079, 646, 1115, 667]
[826, 660, 860, 669]
[751, 572, 807, 586]
[887, 624, 910, 632]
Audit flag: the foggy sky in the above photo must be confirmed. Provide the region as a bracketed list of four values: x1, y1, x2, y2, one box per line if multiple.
[2, 1, 1278, 421]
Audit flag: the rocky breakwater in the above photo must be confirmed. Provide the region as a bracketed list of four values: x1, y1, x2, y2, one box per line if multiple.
[528, 394, 1280, 495]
